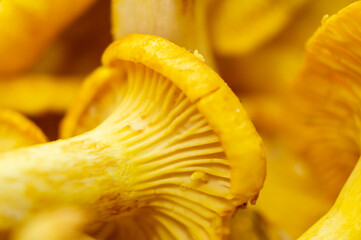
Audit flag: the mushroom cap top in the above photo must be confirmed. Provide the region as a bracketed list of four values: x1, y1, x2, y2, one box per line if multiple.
[289, 1, 361, 197]
[62, 34, 266, 202]
[0, 109, 47, 151]
[0, 0, 96, 75]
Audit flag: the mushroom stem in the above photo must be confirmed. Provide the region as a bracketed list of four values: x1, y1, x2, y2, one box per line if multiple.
[298, 156, 361, 239]
[0, 132, 133, 230]
[0, 62, 237, 237]
[111, 0, 214, 66]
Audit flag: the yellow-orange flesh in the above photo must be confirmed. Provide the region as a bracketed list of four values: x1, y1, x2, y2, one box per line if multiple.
[0, 35, 266, 240]
[0, 0, 97, 75]
[111, 0, 214, 67]
[0, 109, 46, 151]
[281, 1, 361, 239]
[211, 0, 307, 56]
[289, 1, 361, 198]
[63, 34, 266, 199]
[0, 76, 81, 116]
[13, 208, 93, 240]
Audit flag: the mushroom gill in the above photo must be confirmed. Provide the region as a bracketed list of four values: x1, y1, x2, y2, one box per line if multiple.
[0, 34, 265, 239]
[215, 0, 357, 94]
[288, 1, 361, 198]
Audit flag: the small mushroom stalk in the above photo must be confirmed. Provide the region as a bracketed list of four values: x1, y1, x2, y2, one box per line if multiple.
[298, 156, 361, 239]
[0, 62, 243, 239]
[111, 0, 214, 66]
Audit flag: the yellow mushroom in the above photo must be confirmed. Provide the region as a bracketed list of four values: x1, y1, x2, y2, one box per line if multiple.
[226, 97, 333, 238]
[0, 0, 97, 75]
[0, 111, 86, 240]
[216, 0, 356, 93]
[0, 109, 47, 239]
[0, 76, 81, 116]
[0, 109, 46, 151]
[33, 0, 111, 76]
[111, 0, 214, 67]
[286, 3, 361, 238]
[298, 156, 361, 239]
[288, 1, 361, 198]
[0, 34, 265, 239]
[210, 0, 308, 56]
[0, 0, 111, 118]
[254, 139, 332, 239]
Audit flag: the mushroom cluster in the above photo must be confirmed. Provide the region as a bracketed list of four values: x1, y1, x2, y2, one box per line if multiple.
[2, 0, 361, 240]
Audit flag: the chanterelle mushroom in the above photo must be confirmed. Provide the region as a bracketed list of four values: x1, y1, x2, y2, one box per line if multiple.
[0, 109, 46, 151]
[111, 0, 214, 67]
[288, 0, 361, 198]
[0, 76, 81, 116]
[0, 0, 97, 75]
[210, 0, 308, 56]
[0, 34, 265, 239]
[298, 155, 361, 239]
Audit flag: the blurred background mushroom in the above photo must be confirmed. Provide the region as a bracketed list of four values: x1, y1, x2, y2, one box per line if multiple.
[0, 108, 46, 151]
[0, 0, 112, 140]
[111, 0, 215, 67]
[287, 0, 361, 202]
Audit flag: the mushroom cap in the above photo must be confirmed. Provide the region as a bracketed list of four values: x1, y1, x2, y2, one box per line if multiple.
[289, 1, 361, 197]
[210, 0, 307, 56]
[62, 34, 266, 200]
[111, 0, 214, 67]
[60, 34, 266, 239]
[0, 76, 81, 116]
[33, 0, 111, 76]
[0, 0, 96, 75]
[215, 0, 357, 93]
[0, 109, 47, 151]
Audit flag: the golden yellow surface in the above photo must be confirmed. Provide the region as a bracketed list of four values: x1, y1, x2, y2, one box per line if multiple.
[232, 94, 334, 239]
[32, 0, 111, 76]
[111, 0, 215, 67]
[255, 139, 332, 239]
[60, 67, 122, 138]
[216, 0, 357, 93]
[63, 34, 266, 201]
[0, 109, 46, 151]
[0, 34, 265, 239]
[0, 0, 111, 118]
[0, 75, 81, 116]
[13, 208, 93, 240]
[299, 156, 361, 239]
[289, 1, 361, 198]
[211, 0, 307, 56]
[0, 0, 96, 75]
